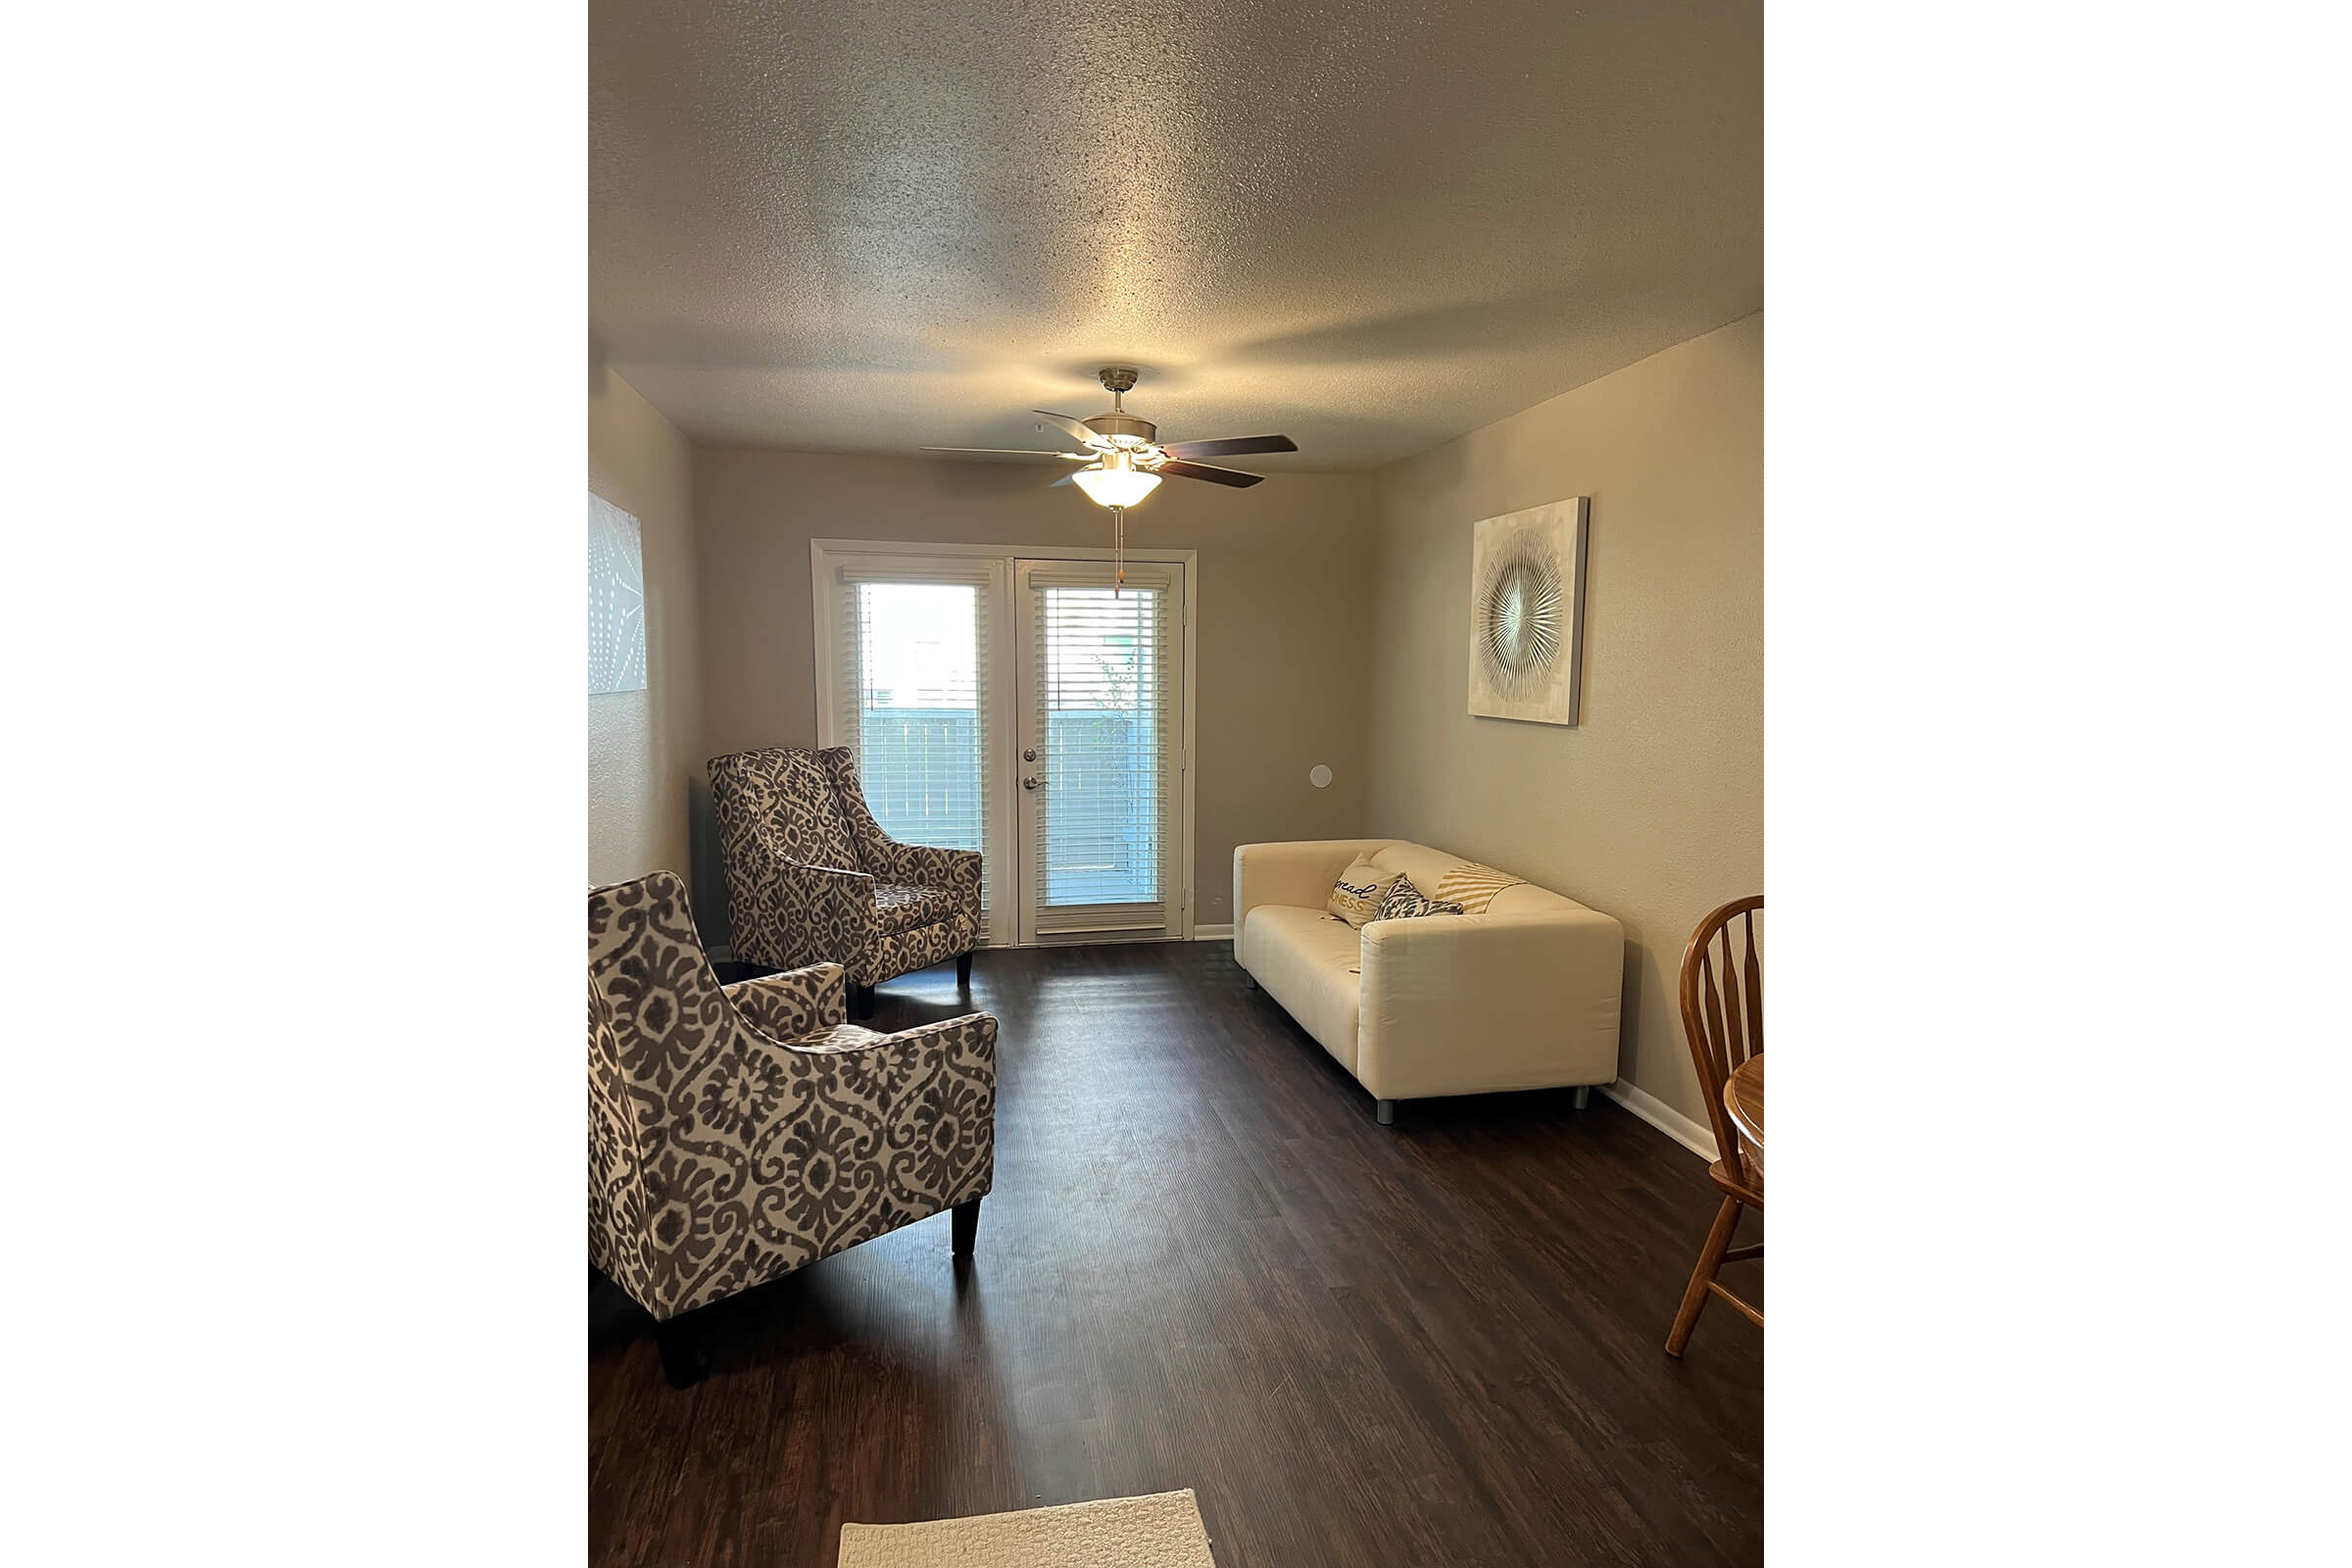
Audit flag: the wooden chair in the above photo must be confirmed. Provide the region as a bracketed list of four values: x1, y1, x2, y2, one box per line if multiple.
[1665, 894, 1763, 1356]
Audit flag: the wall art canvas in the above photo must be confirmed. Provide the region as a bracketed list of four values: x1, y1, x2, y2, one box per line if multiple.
[588, 491, 648, 695]
[1467, 496, 1589, 725]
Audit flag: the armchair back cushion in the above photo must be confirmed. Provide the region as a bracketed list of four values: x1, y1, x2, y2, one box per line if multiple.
[720, 746, 860, 873]
[821, 747, 902, 873]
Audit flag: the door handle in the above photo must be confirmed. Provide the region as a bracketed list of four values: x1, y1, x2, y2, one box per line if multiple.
[1022, 775, 1045, 791]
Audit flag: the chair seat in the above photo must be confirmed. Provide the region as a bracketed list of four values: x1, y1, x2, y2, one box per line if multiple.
[792, 1021, 890, 1053]
[872, 881, 960, 936]
[1708, 1157, 1763, 1205]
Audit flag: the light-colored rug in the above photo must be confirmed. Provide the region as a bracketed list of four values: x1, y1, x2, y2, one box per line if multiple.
[838, 1489, 1216, 1568]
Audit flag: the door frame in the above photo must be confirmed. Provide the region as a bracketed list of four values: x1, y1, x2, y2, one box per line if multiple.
[808, 538, 1200, 946]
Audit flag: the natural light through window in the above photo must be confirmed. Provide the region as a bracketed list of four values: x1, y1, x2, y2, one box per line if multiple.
[1038, 585, 1161, 908]
[850, 582, 985, 862]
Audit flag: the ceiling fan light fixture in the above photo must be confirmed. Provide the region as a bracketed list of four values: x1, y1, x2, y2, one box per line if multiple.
[1071, 457, 1161, 510]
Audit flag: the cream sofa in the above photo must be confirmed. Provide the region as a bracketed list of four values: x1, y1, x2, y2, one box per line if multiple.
[1233, 839, 1625, 1124]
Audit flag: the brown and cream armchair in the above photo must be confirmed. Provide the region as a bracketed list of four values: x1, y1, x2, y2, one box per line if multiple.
[710, 745, 981, 1017]
[589, 870, 998, 1387]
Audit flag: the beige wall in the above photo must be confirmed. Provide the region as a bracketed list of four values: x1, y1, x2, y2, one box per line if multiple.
[589, 368, 705, 894]
[606, 318, 1759, 1129]
[691, 448, 1378, 950]
[1364, 313, 1763, 1126]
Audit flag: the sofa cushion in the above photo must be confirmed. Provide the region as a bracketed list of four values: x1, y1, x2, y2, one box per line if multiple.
[1367, 842, 1472, 901]
[1366, 843, 1582, 917]
[1239, 904, 1363, 1071]
[1325, 857, 1401, 928]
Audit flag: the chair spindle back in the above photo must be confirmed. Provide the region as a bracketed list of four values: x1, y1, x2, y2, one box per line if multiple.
[1679, 895, 1764, 1187]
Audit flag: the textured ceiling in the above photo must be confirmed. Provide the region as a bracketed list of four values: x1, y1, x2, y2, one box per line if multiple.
[590, 0, 1760, 470]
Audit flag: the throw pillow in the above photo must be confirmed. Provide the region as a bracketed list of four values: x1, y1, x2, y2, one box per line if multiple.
[1433, 861, 1526, 914]
[1325, 858, 1402, 927]
[1374, 873, 1465, 922]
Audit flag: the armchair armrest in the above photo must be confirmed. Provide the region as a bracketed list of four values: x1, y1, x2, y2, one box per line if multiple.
[866, 837, 983, 902]
[778, 854, 872, 891]
[1356, 907, 1625, 1101]
[769, 857, 876, 961]
[724, 961, 847, 1038]
[1233, 840, 1396, 945]
[782, 1010, 1000, 1205]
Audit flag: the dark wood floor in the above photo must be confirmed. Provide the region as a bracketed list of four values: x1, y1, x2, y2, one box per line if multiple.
[590, 942, 1762, 1567]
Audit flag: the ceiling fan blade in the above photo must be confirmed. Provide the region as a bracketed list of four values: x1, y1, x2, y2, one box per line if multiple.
[1157, 434, 1298, 461]
[1156, 459, 1265, 488]
[1030, 411, 1101, 448]
[920, 447, 1088, 460]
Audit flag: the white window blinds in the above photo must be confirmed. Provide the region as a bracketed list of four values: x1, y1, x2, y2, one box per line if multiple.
[1026, 564, 1177, 935]
[834, 561, 1000, 924]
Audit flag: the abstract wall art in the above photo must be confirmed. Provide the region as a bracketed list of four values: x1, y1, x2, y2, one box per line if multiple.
[588, 490, 648, 695]
[1467, 496, 1589, 726]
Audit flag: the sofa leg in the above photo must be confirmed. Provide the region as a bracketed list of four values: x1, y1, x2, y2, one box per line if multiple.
[1244, 972, 1258, 990]
[851, 983, 876, 1020]
[1574, 1086, 1592, 1110]
[956, 951, 973, 989]
[951, 1197, 982, 1257]
[655, 1316, 710, 1390]
[1375, 1099, 1396, 1126]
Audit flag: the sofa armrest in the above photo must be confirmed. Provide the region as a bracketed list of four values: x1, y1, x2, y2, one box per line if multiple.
[1233, 840, 1395, 946]
[725, 961, 848, 1037]
[1356, 907, 1625, 1100]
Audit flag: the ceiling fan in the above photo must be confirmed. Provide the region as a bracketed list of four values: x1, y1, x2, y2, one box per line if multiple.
[921, 367, 1298, 589]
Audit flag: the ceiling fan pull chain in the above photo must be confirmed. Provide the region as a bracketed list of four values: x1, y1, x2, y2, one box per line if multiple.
[1113, 508, 1125, 597]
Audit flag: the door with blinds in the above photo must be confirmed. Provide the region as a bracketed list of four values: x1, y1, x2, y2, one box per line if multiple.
[822, 555, 1014, 944]
[1012, 560, 1188, 944]
[814, 545, 1188, 949]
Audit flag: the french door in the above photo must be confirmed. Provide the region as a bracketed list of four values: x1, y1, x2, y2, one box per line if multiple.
[813, 544, 1191, 948]
[1012, 559, 1187, 944]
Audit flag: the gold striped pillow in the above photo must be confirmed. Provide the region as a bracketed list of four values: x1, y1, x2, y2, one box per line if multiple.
[1432, 861, 1525, 914]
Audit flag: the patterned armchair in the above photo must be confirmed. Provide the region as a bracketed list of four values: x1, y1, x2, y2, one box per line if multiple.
[589, 870, 998, 1387]
[710, 745, 982, 1017]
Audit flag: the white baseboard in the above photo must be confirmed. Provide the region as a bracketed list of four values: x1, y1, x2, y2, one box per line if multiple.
[1191, 922, 1234, 941]
[1598, 1078, 1719, 1161]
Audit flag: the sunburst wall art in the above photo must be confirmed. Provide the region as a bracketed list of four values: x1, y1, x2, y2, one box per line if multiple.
[588, 490, 648, 695]
[1467, 496, 1590, 726]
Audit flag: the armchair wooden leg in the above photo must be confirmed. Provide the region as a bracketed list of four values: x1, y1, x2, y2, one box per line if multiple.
[951, 1197, 982, 1257]
[851, 983, 876, 1020]
[656, 1316, 710, 1390]
[1573, 1086, 1592, 1109]
[956, 951, 973, 988]
[1666, 1195, 1745, 1357]
[1375, 1099, 1396, 1126]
